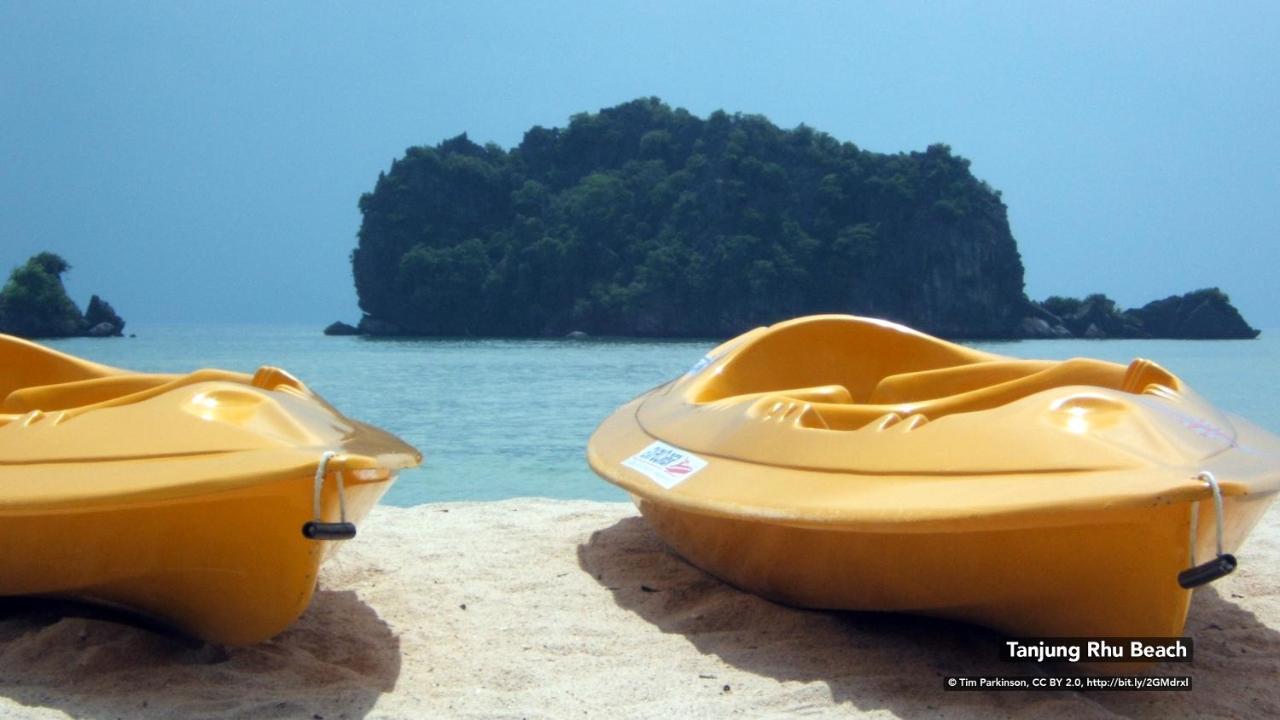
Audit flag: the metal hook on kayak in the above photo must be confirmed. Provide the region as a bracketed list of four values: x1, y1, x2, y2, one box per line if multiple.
[302, 450, 357, 541]
[1178, 471, 1235, 588]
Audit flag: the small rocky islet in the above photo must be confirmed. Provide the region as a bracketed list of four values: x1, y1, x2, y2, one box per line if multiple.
[0, 252, 126, 339]
[1024, 289, 1258, 340]
[330, 98, 1258, 341]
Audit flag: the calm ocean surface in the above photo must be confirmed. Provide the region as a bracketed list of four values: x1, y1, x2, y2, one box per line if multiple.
[44, 325, 1280, 507]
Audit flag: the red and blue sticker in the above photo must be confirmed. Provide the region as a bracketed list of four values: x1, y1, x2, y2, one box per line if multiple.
[623, 441, 709, 489]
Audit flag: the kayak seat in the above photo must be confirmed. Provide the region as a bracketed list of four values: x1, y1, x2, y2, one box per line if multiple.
[868, 360, 1057, 403]
[786, 358, 1182, 431]
[689, 316, 1183, 431]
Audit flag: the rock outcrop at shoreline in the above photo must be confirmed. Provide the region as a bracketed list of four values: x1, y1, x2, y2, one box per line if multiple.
[323, 320, 360, 336]
[343, 98, 1259, 341]
[0, 253, 126, 339]
[1132, 288, 1260, 339]
[1023, 288, 1259, 340]
[339, 285, 1261, 341]
[84, 295, 126, 337]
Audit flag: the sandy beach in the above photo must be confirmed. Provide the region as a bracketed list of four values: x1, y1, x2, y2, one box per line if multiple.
[0, 498, 1276, 719]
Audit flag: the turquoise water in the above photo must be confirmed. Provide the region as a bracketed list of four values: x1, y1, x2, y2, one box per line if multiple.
[44, 326, 1280, 507]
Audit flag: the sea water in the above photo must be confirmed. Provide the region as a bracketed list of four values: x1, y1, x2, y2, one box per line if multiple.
[44, 326, 1280, 506]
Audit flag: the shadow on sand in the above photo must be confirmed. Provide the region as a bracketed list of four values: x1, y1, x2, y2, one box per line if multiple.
[0, 588, 400, 719]
[579, 515, 1280, 717]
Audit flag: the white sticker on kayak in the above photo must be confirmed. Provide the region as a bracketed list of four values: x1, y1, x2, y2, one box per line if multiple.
[622, 441, 708, 489]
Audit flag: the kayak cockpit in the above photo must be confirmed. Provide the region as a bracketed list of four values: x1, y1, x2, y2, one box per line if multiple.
[687, 315, 1183, 429]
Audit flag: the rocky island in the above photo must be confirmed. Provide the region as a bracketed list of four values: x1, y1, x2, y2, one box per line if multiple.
[334, 98, 1257, 340]
[1026, 289, 1259, 340]
[0, 252, 127, 339]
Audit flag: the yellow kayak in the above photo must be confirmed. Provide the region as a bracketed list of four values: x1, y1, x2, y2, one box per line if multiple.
[588, 315, 1280, 638]
[0, 334, 421, 644]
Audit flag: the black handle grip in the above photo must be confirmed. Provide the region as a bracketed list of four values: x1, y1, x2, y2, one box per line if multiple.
[1178, 554, 1236, 588]
[302, 521, 357, 541]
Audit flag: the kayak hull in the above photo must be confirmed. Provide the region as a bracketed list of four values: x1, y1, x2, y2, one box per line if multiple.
[0, 467, 395, 645]
[635, 491, 1273, 638]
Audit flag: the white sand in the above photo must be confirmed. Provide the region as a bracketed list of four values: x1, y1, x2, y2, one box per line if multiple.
[1, 499, 1277, 719]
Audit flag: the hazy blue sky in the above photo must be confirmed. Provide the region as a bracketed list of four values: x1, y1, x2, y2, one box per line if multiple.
[2, 1, 1277, 327]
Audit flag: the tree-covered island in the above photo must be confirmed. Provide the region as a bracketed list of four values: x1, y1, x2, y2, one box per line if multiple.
[0, 252, 126, 339]
[341, 98, 1257, 340]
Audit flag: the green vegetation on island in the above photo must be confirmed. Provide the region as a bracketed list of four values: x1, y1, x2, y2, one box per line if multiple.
[0, 252, 126, 339]
[351, 98, 1026, 338]
[344, 98, 1257, 340]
